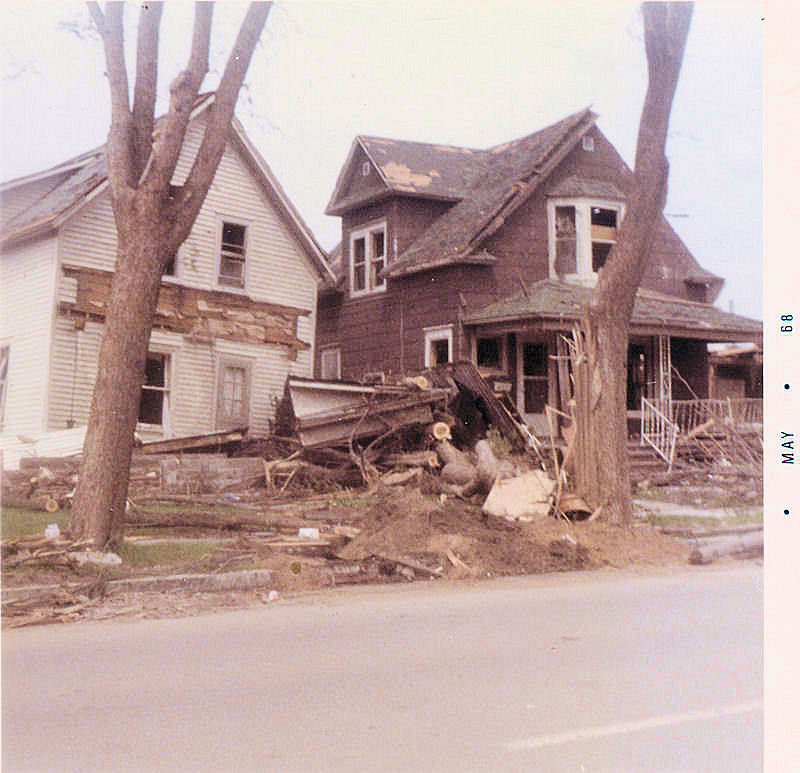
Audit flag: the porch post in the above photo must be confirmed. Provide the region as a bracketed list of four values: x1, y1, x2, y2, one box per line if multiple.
[657, 334, 672, 410]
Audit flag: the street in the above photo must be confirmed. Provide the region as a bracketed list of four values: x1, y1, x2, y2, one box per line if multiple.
[3, 565, 762, 772]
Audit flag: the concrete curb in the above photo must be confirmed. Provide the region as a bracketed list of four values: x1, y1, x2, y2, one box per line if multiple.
[2, 568, 275, 604]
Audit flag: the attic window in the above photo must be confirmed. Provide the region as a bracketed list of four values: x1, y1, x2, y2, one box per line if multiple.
[549, 199, 623, 281]
[218, 221, 248, 289]
[361, 161, 371, 176]
[582, 135, 595, 152]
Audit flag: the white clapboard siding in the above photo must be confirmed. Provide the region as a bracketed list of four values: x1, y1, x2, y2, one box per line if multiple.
[47, 318, 104, 431]
[46, 114, 318, 440]
[0, 236, 58, 436]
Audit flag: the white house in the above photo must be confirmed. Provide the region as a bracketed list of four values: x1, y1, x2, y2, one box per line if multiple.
[0, 95, 334, 462]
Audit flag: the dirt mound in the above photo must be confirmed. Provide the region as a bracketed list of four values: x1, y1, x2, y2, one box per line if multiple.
[334, 488, 686, 579]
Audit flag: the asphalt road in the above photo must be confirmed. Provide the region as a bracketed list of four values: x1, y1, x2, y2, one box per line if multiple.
[3, 565, 762, 772]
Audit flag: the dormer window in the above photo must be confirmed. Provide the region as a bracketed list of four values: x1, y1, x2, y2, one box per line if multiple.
[548, 198, 623, 282]
[349, 221, 387, 296]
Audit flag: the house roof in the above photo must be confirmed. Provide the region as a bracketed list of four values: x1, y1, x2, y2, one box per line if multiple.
[1, 94, 335, 284]
[381, 108, 597, 278]
[463, 279, 763, 343]
[324, 108, 597, 279]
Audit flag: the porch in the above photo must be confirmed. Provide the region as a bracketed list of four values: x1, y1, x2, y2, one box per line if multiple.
[640, 396, 763, 472]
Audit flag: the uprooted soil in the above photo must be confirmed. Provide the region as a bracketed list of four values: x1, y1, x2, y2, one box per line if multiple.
[345, 488, 689, 575]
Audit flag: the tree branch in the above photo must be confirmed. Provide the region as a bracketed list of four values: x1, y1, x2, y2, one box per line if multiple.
[131, 1, 164, 180]
[144, 2, 213, 195]
[168, 2, 272, 246]
[89, 1, 135, 192]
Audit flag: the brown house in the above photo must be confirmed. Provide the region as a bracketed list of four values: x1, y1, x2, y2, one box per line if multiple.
[316, 108, 762, 439]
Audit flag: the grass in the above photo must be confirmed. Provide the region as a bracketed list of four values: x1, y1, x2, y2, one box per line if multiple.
[1, 508, 70, 541]
[1, 506, 224, 571]
[115, 540, 221, 569]
[636, 508, 763, 530]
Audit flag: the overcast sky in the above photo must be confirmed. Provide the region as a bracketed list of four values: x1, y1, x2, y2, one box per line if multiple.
[0, 1, 763, 319]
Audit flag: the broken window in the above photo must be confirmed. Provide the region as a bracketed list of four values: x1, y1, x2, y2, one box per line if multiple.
[139, 353, 169, 426]
[0, 345, 9, 430]
[217, 361, 251, 429]
[320, 347, 342, 380]
[349, 222, 387, 295]
[218, 221, 247, 289]
[549, 200, 622, 280]
[590, 207, 617, 272]
[554, 206, 577, 275]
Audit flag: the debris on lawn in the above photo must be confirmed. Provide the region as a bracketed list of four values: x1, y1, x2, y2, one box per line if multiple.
[2, 362, 764, 629]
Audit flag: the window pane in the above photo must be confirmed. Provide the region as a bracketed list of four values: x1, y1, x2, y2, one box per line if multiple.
[372, 230, 385, 258]
[432, 338, 450, 365]
[139, 388, 163, 424]
[554, 206, 577, 274]
[321, 349, 340, 380]
[524, 378, 548, 414]
[220, 256, 244, 279]
[223, 367, 246, 415]
[353, 265, 365, 290]
[144, 355, 165, 387]
[591, 208, 617, 228]
[477, 337, 501, 368]
[523, 343, 547, 377]
[592, 242, 613, 272]
[352, 237, 366, 265]
[222, 222, 246, 250]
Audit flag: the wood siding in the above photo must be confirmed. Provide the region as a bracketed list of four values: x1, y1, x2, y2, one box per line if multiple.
[319, 125, 719, 381]
[0, 236, 58, 435]
[41, 116, 318, 438]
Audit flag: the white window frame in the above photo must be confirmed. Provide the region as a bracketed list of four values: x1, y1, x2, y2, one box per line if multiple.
[320, 346, 342, 380]
[424, 324, 454, 368]
[216, 217, 250, 292]
[547, 198, 624, 284]
[349, 220, 388, 297]
[215, 357, 253, 430]
[138, 351, 172, 432]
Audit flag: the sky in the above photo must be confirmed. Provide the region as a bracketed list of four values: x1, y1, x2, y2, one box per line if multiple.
[0, 1, 763, 319]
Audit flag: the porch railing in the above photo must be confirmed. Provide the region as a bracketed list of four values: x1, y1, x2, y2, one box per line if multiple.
[640, 396, 679, 471]
[658, 397, 763, 436]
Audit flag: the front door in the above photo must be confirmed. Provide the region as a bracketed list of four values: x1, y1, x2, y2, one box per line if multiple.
[518, 338, 550, 435]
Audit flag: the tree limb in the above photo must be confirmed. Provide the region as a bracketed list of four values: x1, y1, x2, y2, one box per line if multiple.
[144, 2, 214, 196]
[168, 2, 272, 247]
[131, 1, 164, 180]
[90, 1, 135, 193]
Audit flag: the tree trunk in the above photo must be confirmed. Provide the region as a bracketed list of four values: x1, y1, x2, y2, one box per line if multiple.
[68, 3, 271, 548]
[573, 2, 693, 525]
[69, 234, 164, 546]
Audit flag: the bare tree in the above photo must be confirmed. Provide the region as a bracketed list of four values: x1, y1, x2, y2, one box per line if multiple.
[69, 2, 271, 547]
[572, 2, 693, 525]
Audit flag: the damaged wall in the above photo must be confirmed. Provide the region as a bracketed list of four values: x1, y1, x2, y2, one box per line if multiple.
[2, 116, 321, 441]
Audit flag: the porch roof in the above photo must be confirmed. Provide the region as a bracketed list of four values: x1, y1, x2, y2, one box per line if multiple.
[463, 279, 762, 343]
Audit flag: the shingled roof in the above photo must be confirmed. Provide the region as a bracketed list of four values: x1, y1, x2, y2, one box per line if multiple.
[1, 95, 335, 285]
[325, 108, 597, 279]
[463, 279, 762, 343]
